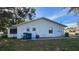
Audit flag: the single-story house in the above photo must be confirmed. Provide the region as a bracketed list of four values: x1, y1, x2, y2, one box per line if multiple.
[7, 17, 67, 39]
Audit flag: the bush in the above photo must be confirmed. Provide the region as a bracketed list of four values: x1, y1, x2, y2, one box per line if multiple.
[2, 34, 7, 38]
[65, 33, 69, 37]
[75, 33, 79, 35]
[9, 37, 17, 39]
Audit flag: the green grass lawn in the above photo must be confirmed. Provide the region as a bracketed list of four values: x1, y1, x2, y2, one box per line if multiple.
[0, 38, 79, 51]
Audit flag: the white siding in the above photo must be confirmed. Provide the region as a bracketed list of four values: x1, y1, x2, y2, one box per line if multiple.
[16, 19, 65, 39]
[7, 28, 17, 38]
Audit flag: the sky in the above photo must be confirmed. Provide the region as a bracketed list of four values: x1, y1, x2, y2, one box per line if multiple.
[35, 7, 79, 27]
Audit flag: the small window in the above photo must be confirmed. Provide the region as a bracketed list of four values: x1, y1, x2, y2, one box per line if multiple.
[27, 28, 29, 31]
[10, 28, 17, 34]
[49, 29, 53, 34]
[32, 28, 36, 31]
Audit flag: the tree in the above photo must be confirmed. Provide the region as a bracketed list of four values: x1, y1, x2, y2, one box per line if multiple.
[67, 7, 79, 15]
[17, 7, 36, 20]
[0, 7, 36, 32]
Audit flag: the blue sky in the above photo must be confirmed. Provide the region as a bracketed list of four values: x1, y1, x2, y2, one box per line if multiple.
[35, 7, 79, 27]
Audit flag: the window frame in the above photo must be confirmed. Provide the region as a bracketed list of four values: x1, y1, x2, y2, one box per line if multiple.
[49, 28, 53, 34]
[10, 28, 17, 34]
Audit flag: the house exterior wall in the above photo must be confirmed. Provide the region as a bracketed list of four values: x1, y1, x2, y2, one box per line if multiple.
[7, 28, 17, 38]
[16, 19, 65, 39]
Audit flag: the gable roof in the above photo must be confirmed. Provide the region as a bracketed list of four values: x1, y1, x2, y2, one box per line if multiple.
[36, 17, 67, 27]
[10, 17, 67, 28]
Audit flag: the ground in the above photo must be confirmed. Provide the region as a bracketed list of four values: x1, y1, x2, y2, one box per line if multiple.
[0, 37, 79, 51]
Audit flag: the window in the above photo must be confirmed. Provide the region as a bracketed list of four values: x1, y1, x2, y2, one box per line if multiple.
[32, 28, 36, 31]
[27, 28, 29, 31]
[49, 28, 53, 34]
[10, 28, 17, 34]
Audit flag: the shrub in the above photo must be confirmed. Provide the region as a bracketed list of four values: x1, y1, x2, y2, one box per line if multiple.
[2, 34, 8, 38]
[75, 33, 79, 35]
[9, 37, 17, 39]
[65, 33, 69, 37]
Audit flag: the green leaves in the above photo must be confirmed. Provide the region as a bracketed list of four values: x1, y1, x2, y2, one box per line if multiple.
[0, 7, 36, 32]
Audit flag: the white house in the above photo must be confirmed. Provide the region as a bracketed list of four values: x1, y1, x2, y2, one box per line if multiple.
[7, 17, 67, 39]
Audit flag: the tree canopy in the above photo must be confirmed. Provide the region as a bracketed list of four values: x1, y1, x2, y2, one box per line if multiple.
[0, 7, 36, 32]
[67, 7, 79, 15]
